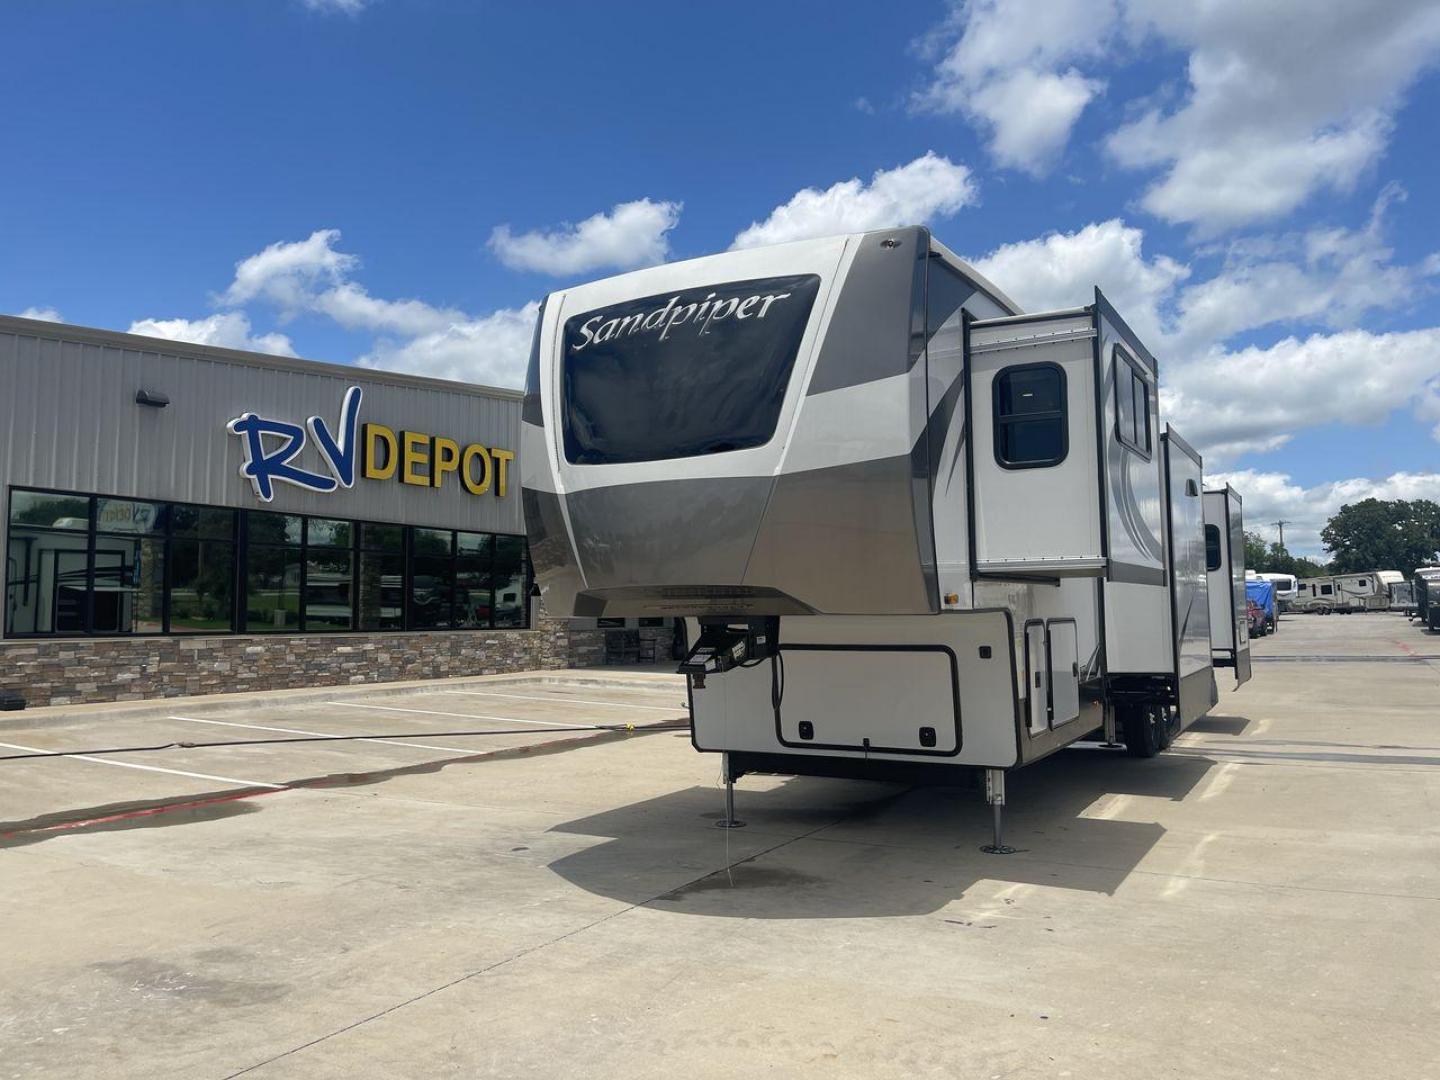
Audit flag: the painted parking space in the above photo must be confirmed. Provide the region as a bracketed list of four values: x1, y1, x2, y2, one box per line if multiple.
[0, 677, 690, 836]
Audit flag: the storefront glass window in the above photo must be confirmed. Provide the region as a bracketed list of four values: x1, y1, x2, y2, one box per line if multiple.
[96, 497, 167, 535]
[410, 528, 454, 629]
[305, 520, 353, 631]
[358, 549, 405, 630]
[93, 534, 165, 633]
[455, 531, 494, 628]
[493, 535, 529, 628]
[170, 537, 235, 633]
[246, 544, 302, 631]
[10, 490, 90, 530]
[5, 526, 89, 633]
[5, 487, 530, 637]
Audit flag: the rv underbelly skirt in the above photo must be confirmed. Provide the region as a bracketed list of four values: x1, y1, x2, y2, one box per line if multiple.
[688, 612, 1095, 770]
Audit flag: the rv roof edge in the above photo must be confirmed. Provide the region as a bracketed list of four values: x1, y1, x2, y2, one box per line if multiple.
[970, 306, 1090, 327]
[926, 236, 1023, 315]
[1164, 424, 1203, 467]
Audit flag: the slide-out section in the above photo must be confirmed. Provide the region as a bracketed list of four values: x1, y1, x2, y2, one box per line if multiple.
[1204, 486, 1252, 687]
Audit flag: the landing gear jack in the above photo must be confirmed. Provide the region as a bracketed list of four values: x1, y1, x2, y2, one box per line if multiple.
[980, 768, 1016, 855]
[717, 752, 746, 829]
[1099, 703, 1123, 749]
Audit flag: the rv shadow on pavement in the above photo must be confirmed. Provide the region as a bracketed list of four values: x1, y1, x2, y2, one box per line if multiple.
[1183, 713, 1252, 736]
[546, 747, 1214, 919]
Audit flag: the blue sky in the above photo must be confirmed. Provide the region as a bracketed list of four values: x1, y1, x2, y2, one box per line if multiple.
[2, 0, 1439, 555]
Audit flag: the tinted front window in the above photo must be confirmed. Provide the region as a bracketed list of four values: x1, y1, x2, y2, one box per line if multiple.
[562, 275, 821, 465]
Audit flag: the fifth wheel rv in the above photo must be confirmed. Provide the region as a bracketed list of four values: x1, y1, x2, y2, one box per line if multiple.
[522, 226, 1230, 851]
[1294, 572, 1398, 613]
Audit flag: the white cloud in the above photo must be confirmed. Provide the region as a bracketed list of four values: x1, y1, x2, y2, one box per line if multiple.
[914, 0, 1116, 174]
[220, 228, 357, 309]
[967, 209, 1440, 464]
[732, 153, 977, 249]
[1107, 0, 1440, 231]
[1166, 329, 1440, 462]
[301, 0, 369, 14]
[1175, 185, 1429, 348]
[197, 228, 539, 386]
[489, 199, 681, 276]
[916, 0, 1440, 230]
[970, 218, 1187, 345]
[311, 282, 465, 337]
[1111, 110, 1391, 234]
[1206, 468, 1440, 557]
[128, 313, 296, 357]
[358, 303, 540, 386]
[967, 68, 1105, 175]
[16, 306, 63, 322]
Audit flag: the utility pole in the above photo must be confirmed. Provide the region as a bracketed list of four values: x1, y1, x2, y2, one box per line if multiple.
[1272, 520, 1291, 551]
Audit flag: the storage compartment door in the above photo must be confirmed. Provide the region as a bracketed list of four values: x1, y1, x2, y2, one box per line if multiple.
[1047, 621, 1080, 727]
[1025, 622, 1048, 734]
[776, 645, 960, 755]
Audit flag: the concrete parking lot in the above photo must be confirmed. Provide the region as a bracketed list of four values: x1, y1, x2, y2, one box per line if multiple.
[3, 616, 1438, 1079]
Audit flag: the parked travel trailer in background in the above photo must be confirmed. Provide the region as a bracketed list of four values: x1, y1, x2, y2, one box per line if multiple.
[1295, 571, 1400, 613]
[523, 226, 1234, 849]
[1376, 570, 1406, 610]
[1414, 568, 1440, 630]
[1258, 572, 1298, 613]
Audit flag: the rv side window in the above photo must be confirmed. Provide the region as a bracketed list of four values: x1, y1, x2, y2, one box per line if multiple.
[1357, 578, 1368, 588]
[1321, 584, 1333, 595]
[993, 363, 1067, 469]
[1114, 347, 1152, 458]
[1205, 525, 1222, 571]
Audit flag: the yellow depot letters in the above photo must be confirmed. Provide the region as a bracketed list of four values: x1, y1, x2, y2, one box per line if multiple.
[361, 422, 513, 497]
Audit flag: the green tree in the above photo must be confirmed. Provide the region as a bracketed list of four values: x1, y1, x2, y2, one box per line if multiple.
[1264, 542, 1299, 576]
[1320, 498, 1440, 578]
[1243, 530, 1270, 573]
[1292, 557, 1329, 578]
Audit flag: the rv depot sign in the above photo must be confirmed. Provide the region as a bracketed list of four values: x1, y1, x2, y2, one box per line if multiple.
[227, 385, 513, 503]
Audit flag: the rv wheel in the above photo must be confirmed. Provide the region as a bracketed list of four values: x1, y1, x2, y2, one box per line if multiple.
[1121, 703, 1166, 759]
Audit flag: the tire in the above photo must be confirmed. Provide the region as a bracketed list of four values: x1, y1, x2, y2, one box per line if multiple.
[1121, 702, 1166, 758]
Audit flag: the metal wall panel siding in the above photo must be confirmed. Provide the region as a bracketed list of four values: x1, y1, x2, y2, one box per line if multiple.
[0, 322, 523, 535]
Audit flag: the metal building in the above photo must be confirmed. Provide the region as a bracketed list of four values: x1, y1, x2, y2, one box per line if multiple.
[0, 313, 634, 706]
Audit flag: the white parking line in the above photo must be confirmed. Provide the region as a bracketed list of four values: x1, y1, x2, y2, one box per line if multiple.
[440, 689, 685, 713]
[324, 701, 596, 729]
[168, 715, 479, 756]
[0, 739, 284, 789]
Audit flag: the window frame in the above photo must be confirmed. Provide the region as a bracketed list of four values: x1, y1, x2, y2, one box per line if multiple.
[992, 361, 1069, 471]
[1204, 524, 1222, 572]
[1113, 345, 1153, 460]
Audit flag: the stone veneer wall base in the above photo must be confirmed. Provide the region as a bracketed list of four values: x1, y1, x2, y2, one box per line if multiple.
[0, 612, 675, 708]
